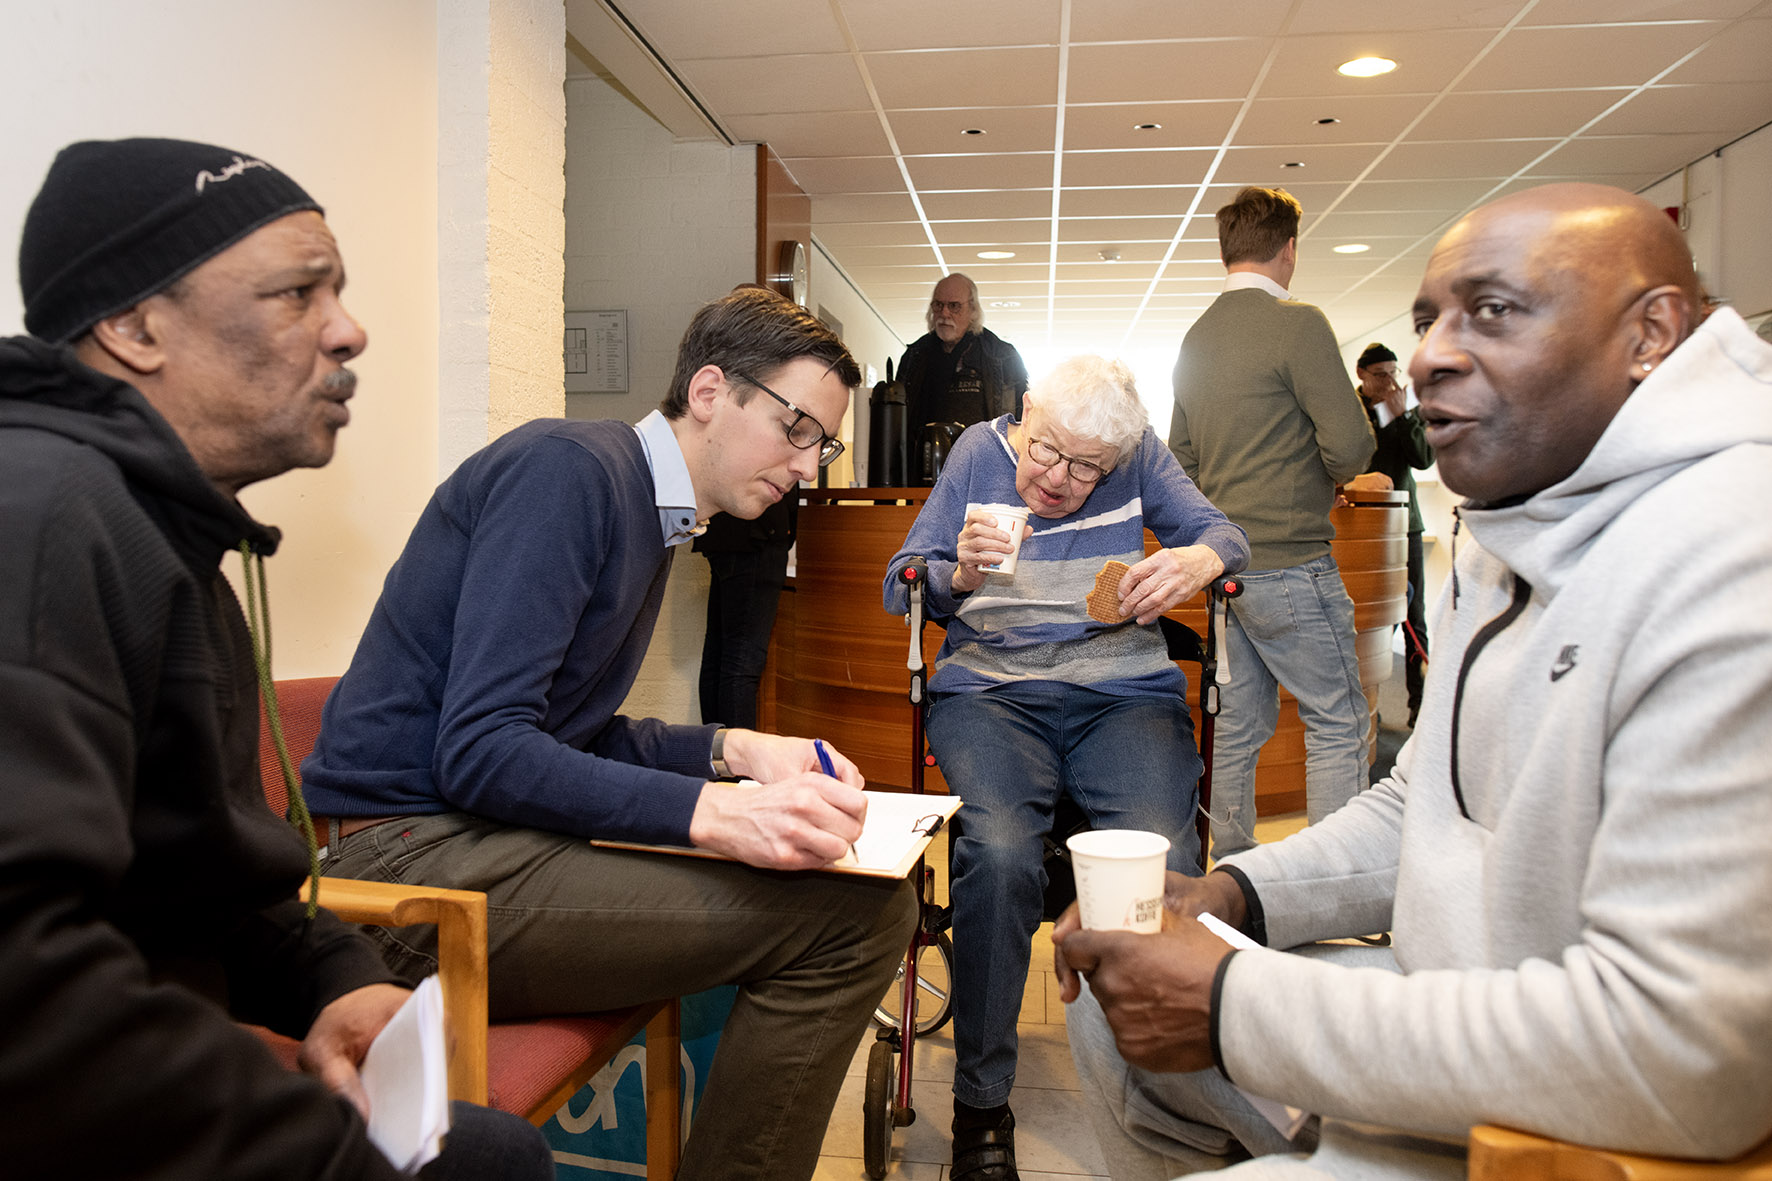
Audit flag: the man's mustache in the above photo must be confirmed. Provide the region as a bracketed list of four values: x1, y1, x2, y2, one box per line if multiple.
[320, 369, 358, 396]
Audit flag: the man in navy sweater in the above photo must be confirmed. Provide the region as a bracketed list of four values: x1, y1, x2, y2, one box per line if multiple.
[303, 287, 918, 1181]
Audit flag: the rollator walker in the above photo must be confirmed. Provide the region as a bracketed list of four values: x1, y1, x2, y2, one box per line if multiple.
[861, 556, 1241, 1177]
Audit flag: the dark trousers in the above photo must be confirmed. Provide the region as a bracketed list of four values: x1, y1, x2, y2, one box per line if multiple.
[698, 543, 792, 728]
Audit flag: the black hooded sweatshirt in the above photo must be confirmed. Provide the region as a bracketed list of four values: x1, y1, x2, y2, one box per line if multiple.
[0, 336, 404, 1178]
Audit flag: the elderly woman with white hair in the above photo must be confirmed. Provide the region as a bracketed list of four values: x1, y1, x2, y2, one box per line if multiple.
[884, 354, 1249, 1181]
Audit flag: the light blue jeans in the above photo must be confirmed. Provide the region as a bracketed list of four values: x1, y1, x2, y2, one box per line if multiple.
[1211, 555, 1368, 858]
[928, 680, 1202, 1108]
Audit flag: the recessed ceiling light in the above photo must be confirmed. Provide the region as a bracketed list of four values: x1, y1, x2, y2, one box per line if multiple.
[1316, 117, 1341, 125]
[1281, 161, 1305, 168]
[989, 300, 1021, 309]
[961, 128, 986, 136]
[1133, 122, 1161, 131]
[1333, 243, 1371, 254]
[977, 250, 1015, 260]
[1099, 248, 1121, 262]
[1338, 56, 1397, 78]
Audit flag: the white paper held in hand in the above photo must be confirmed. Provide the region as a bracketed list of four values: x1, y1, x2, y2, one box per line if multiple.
[360, 973, 451, 1173]
[1195, 913, 1312, 1141]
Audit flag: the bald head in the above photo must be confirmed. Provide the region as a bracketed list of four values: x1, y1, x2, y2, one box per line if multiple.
[1408, 183, 1700, 504]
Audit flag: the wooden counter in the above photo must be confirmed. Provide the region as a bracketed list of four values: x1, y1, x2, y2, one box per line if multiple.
[759, 487, 1407, 816]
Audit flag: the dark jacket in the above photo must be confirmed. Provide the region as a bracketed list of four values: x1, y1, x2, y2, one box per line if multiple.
[896, 326, 1029, 440]
[0, 336, 403, 1179]
[1363, 397, 1434, 533]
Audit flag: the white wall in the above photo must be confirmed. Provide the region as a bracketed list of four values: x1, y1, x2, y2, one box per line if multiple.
[0, 0, 444, 678]
[810, 238, 907, 486]
[560, 69, 757, 726]
[562, 72, 756, 427]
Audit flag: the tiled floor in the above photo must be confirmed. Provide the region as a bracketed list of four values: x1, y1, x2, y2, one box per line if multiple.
[811, 809, 1311, 1181]
[813, 656, 1410, 1179]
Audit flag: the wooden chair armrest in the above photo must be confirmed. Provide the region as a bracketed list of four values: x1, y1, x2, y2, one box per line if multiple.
[1470, 1124, 1772, 1180]
[302, 877, 490, 1106]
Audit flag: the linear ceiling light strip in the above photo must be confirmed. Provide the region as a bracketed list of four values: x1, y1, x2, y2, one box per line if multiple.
[1117, 0, 1301, 351]
[1046, 0, 1073, 346]
[829, 0, 948, 275]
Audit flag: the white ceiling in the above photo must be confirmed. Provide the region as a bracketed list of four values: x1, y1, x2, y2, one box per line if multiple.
[573, 0, 1772, 361]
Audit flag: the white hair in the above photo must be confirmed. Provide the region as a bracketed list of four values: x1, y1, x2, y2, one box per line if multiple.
[1026, 355, 1148, 459]
[925, 273, 984, 335]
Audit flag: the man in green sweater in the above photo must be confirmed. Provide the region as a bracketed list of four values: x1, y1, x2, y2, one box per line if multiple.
[1169, 186, 1375, 858]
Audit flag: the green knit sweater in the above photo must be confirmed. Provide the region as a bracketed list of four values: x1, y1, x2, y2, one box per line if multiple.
[1169, 287, 1375, 569]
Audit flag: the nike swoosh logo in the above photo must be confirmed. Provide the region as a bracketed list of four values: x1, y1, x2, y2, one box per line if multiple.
[1550, 662, 1576, 682]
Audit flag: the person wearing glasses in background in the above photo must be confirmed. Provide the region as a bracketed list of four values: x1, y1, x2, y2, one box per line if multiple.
[897, 272, 1030, 479]
[301, 287, 917, 1181]
[885, 356, 1249, 1181]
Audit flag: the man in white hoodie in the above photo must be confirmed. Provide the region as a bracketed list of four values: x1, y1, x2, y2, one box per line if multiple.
[1054, 183, 1772, 1178]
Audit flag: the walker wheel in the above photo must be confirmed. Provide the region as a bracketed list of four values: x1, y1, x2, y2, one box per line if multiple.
[872, 932, 954, 1035]
[863, 1038, 895, 1178]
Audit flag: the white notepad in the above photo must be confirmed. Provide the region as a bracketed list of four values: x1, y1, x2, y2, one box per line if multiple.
[594, 788, 961, 879]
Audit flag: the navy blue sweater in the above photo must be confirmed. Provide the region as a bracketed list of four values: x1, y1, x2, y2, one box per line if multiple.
[302, 419, 718, 844]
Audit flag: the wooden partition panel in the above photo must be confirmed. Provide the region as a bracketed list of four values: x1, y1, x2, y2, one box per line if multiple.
[764, 488, 1407, 817]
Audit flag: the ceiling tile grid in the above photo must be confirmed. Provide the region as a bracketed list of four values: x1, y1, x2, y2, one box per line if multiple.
[594, 0, 1772, 356]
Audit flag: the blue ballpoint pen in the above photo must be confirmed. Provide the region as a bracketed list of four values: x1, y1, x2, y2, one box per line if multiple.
[814, 739, 860, 865]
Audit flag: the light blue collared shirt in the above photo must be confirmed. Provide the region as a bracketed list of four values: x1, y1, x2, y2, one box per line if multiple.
[632, 410, 705, 547]
[1224, 270, 1291, 300]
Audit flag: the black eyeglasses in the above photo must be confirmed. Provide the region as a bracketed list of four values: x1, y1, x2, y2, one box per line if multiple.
[1025, 436, 1105, 484]
[734, 372, 845, 467]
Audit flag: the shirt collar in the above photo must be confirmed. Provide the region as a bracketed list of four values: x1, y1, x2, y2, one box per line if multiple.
[632, 410, 705, 547]
[1224, 271, 1291, 300]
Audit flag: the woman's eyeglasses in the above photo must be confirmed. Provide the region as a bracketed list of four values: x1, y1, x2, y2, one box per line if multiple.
[1025, 436, 1105, 484]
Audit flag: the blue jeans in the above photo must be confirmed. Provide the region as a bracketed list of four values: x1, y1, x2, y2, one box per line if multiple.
[928, 681, 1202, 1108]
[1212, 555, 1368, 858]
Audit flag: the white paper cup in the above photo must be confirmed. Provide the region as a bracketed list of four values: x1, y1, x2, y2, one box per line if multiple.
[1067, 829, 1170, 933]
[969, 502, 1032, 574]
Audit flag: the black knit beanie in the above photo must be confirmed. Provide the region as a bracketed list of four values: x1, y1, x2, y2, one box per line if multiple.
[1356, 342, 1397, 370]
[19, 138, 322, 344]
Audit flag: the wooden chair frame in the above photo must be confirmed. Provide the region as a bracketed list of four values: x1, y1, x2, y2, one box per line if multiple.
[1470, 1124, 1772, 1180]
[262, 676, 681, 1178]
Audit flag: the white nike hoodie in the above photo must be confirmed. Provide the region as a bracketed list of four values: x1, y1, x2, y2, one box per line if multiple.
[1212, 307, 1772, 1160]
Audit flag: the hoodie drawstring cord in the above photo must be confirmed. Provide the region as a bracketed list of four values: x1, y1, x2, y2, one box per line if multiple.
[238, 541, 321, 918]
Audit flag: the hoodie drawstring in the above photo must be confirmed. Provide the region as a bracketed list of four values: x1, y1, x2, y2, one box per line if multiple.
[238, 541, 321, 918]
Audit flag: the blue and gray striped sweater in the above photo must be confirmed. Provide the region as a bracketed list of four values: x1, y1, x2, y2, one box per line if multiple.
[885, 415, 1248, 697]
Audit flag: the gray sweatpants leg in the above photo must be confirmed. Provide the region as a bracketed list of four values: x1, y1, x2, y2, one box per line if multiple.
[1066, 978, 1304, 1178]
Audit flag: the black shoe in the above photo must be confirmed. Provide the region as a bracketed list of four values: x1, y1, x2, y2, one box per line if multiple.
[951, 1103, 1018, 1181]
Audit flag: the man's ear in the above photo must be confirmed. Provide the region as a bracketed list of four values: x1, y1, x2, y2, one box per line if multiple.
[1630, 285, 1693, 378]
[83, 304, 168, 377]
[683, 363, 728, 425]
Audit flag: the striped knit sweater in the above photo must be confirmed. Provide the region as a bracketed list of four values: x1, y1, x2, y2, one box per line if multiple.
[885, 414, 1248, 697]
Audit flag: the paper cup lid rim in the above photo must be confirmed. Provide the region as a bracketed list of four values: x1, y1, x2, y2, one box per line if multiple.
[1067, 829, 1171, 858]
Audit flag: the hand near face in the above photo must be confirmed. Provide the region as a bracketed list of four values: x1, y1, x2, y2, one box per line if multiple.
[1117, 544, 1226, 625]
[1377, 376, 1408, 420]
[950, 508, 1028, 594]
[298, 982, 413, 1119]
[688, 730, 869, 869]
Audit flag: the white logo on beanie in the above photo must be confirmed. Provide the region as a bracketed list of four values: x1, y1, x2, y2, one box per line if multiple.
[194, 154, 272, 194]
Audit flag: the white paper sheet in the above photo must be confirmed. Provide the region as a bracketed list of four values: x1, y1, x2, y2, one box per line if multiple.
[360, 974, 451, 1173]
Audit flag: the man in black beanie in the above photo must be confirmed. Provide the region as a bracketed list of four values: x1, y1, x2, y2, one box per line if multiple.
[0, 138, 551, 1180]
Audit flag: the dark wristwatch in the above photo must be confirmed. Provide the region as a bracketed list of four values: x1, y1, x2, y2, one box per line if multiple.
[710, 728, 731, 779]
